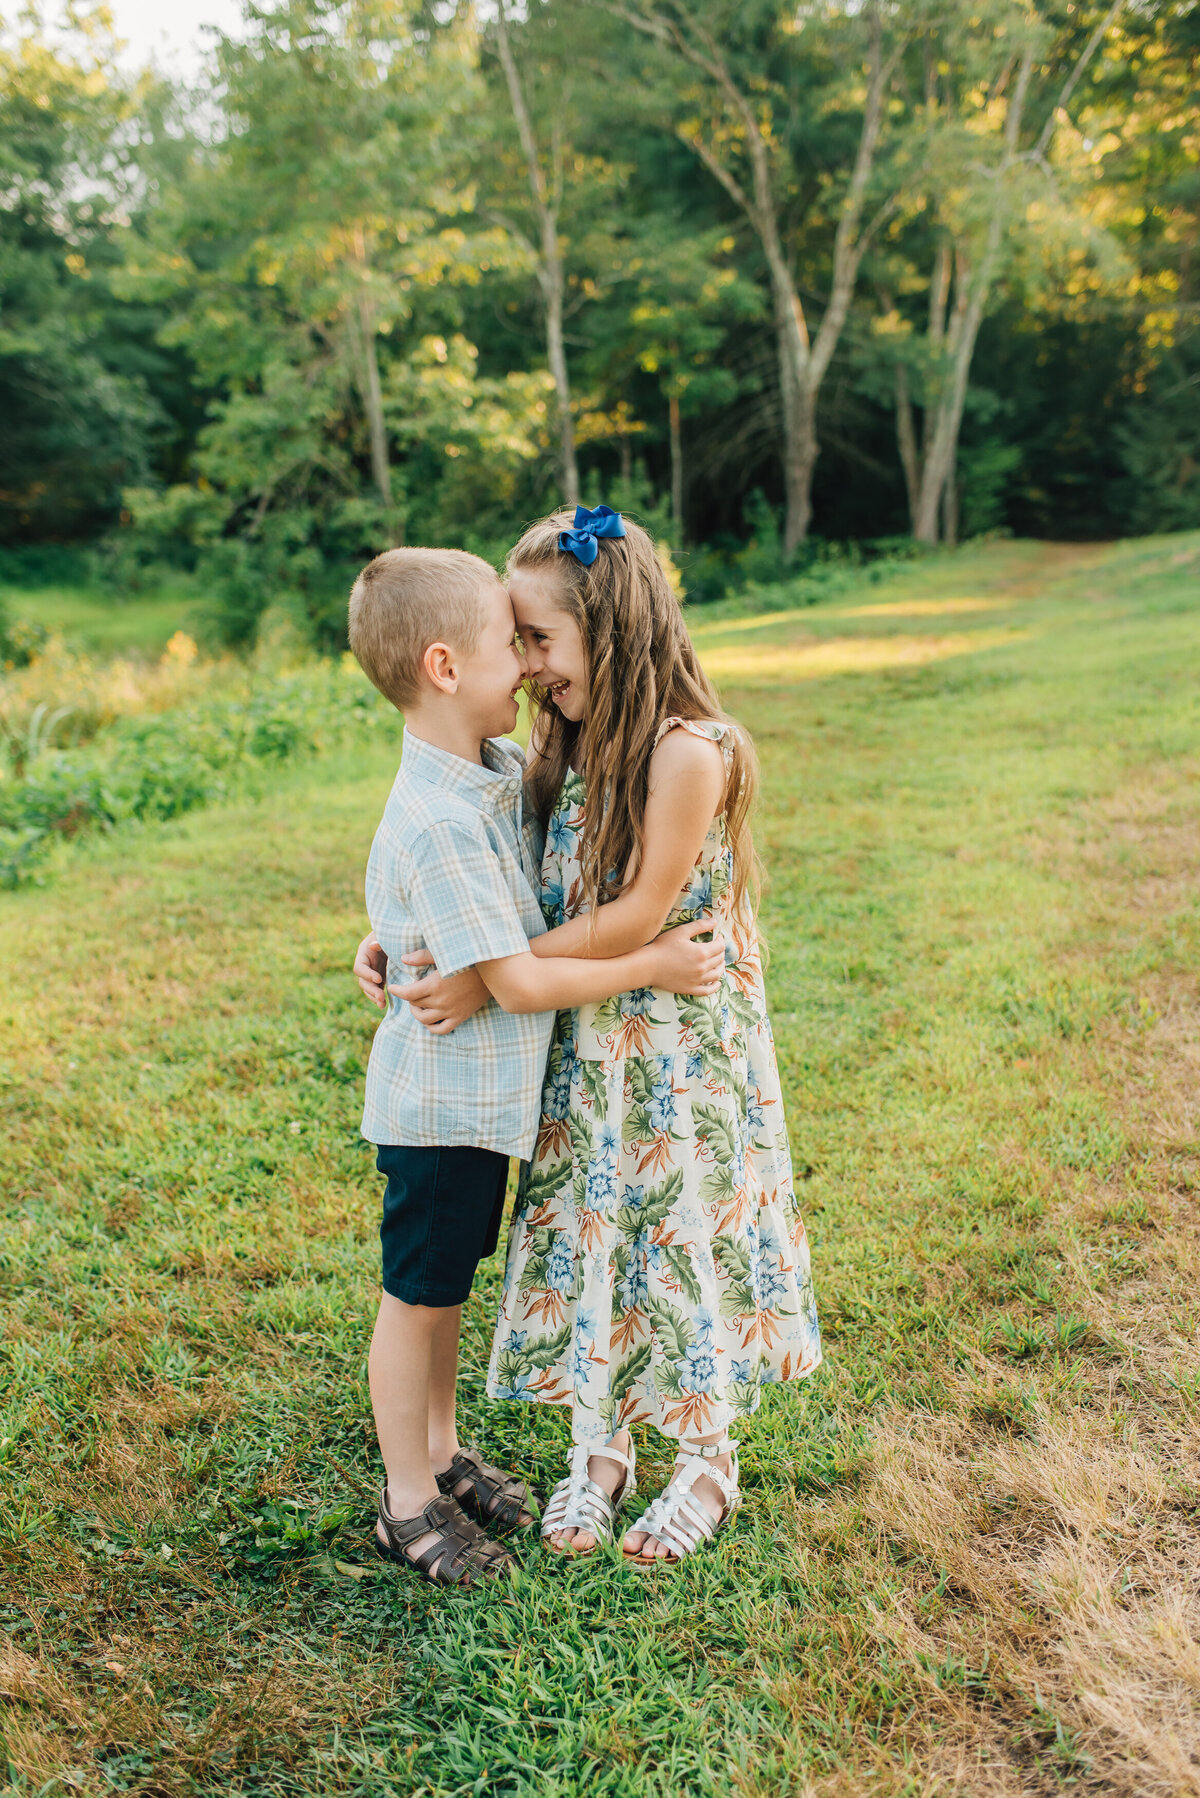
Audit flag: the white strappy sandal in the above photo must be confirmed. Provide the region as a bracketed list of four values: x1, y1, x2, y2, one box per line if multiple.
[623, 1439, 740, 1565]
[541, 1436, 637, 1553]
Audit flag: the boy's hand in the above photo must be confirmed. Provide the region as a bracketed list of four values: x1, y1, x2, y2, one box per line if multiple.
[354, 932, 388, 1008]
[390, 950, 492, 1035]
[649, 916, 725, 996]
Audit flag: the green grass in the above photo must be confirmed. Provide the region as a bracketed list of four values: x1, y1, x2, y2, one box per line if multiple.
[3, 536, 1199, 1796]
[1, 581, 202, 657]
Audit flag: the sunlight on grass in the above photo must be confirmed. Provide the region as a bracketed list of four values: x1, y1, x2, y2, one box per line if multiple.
[5, 586, 198, 656]
[699, 626, 1031, 683]
[835, 596, 1016, 617]
[689, 597, 1017, 643]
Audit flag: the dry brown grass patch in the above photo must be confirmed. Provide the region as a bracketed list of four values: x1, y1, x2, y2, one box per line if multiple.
[790, 1376, 1200, 1797]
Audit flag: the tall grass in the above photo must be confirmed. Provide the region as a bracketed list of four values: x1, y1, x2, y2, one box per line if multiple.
[0, 635, 397, 886]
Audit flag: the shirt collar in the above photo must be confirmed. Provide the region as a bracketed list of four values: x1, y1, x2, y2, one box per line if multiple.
[401, 728, 522, 810]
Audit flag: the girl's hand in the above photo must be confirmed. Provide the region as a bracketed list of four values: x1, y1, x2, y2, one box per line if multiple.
[648, 916, 724, 996]
[354, 931, 388, 1008]
[390, 950, 492, 1035]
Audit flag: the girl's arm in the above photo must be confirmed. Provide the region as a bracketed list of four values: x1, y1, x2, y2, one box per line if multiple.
[475, 917, 722, 1016]
[531, 729, 726, 961]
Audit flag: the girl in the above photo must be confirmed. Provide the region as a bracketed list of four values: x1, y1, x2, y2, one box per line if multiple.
[364, 505, 821, 1562]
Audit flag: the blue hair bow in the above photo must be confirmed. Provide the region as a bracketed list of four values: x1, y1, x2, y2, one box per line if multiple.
[557, 503, 626, 566]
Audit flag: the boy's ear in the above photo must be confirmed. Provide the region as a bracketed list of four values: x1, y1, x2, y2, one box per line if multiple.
[422, 640, 459, 694]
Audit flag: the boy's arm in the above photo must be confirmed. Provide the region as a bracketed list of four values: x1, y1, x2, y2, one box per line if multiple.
[354, 928, 489, 1031]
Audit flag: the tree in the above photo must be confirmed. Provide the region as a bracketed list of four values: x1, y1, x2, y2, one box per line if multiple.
[873, 0, 1123, 542]
[205, 0, 484, 533]
[1087, 1, 1200, 531]
[0, 8, 163, 540]
[491, 0, 580, 506]
[579, 221, 756, 540]
[121, 0, 505, 572]
[614, 0, 906, 556]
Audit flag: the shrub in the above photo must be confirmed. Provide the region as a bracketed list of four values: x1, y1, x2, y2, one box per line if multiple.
[0, 545, 96, 588]
[0, 597, 50, 670]
[0, 658, 397, 887]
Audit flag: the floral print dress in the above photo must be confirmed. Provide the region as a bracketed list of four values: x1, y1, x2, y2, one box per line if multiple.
[486, 718, 821, 1444]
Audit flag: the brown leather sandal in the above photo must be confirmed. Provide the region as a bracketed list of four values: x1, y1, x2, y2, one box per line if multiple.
[374, 1488, 512, 1587]
[436, 1448, 535, 1533]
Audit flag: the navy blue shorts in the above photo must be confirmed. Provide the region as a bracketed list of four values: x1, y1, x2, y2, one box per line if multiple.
[375, 1144, 510, 1308]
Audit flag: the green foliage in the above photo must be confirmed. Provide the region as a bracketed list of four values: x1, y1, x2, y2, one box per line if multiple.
[0, 16, 170, 539]
[0, 597, 49, 668]
[1112, 332, 1200, 533]
[0, 658, 397, 886]
[1, 0, 1197, 588]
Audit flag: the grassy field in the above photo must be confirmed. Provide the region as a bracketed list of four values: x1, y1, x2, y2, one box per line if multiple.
[1, 582, 201, 658]
[2, 536, 1199, 1797]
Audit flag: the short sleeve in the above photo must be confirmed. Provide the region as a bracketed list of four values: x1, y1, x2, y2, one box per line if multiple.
[654, 714, 735, 773]
[405, 820, 531, 977]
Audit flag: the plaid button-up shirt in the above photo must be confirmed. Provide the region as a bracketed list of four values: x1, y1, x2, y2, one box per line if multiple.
[360, 730, 554, 1159]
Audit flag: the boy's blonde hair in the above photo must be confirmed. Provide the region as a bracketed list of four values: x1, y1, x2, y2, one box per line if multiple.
[348, 546, 496, 708]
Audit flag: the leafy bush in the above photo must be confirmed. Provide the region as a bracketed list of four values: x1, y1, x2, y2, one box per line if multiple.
[0, 659, 397, 886]
[0, 597, 50, 669]
[1112, 334, 1200, 534]
[1, 629, 218, 748]
[0, 545, 96, 588]
[677, 492, 921, 606]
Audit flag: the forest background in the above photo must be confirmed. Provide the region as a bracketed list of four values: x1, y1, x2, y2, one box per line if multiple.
[2, 0, 1199, 656]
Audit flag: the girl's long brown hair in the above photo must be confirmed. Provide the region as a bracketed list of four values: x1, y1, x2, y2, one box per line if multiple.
[511, 509, 760, 922]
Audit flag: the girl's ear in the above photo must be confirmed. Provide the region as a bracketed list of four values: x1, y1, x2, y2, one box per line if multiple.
[422, 640, 458, 694]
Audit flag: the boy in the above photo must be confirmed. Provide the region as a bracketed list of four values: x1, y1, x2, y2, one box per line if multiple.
[347, 547, 722, 1588]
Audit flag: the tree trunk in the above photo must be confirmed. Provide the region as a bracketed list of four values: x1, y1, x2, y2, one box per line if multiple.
[898, 6, 1117, 546]
[766, 250, 816, 558]
[913, 54, 1034, 543]
[495, 2, 579, 508]
[893, 360, 922, 532]
[912, 251, 997, 543]
[356, 295, 392, 514]
[668, 390, 683, 539]
[878, 280, 924, 534]
[782, 378, 818, 557]
[541, 246, 579, 507]
[942, 457, 958, 547]
[350, 228, 393, 524]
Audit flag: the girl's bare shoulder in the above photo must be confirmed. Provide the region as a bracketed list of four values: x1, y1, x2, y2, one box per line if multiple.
[648, 719, 727, 789]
